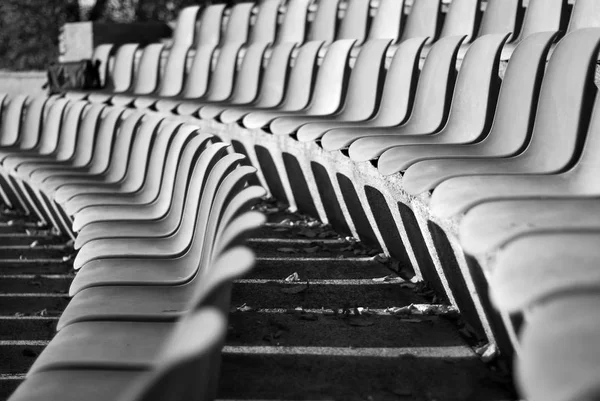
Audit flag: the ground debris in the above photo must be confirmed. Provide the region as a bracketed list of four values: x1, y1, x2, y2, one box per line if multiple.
[281, 279, 309, 294]
[386, 303, 459, 319]
[277, 247, 299, 254]
[284, 272, 300, 282]
[231, 303, 254, 313]
[475, 343, 499, 363]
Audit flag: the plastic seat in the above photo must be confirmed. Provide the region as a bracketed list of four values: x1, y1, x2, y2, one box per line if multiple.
[66, 123, 197, 222]
[477, 0, 520, 37]
[337, 0, 370, 45]
[238, 40, 324, 128]
[567, 0, 600, 33]
[86, 44, 140, 104]
[270, 39, 391, 136]
[276, 0, 311, 44]
[72, 141, 227, 249]
[242, 39, 355, 129]
[426, 28, 600, 219]
[438, 0, 480, 42]
[70, 153, 246, 269]
[382, 31, 557, 181]
[133, 4, 226, 110]
[58, 167, 256, 329]
[320, 35, 463, 151]
[28, 246, 256, 375]
[70, 189, 265, 295]
[307, 0, 340, 44]
[110, 43, 165, 106]
[199, 42, 297, 121]
[64, 44, 114, 100]
[154, 3, 254, 113]
[8, 307, 226, 401]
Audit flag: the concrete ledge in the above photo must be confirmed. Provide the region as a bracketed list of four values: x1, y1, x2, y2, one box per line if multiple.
[0, 71, 46, 96]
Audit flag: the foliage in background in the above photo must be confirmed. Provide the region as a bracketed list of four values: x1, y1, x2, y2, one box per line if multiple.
[0, 0, 230, 71]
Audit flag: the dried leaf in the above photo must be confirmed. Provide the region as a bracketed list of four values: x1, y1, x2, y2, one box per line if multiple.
[372, 253, 390, 264]
[29, 240, 39, 248]
[372, 275, 402, 283]
[277, 247, 298, 254]
[284, 272, 300, 282]
[234, 303, 253, 313]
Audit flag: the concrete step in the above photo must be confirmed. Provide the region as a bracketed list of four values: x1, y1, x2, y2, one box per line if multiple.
[0, 317, 57, 341]
[0, 260, 73, 275]
[0, 275, 72, 294]
[0, 246, 72, 260]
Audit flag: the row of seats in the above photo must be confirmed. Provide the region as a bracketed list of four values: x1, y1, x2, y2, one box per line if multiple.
[0, 98, 267, 400]
[3, 0, 600, 400]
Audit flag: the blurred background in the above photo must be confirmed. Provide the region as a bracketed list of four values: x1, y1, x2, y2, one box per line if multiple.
[0, 0, 233, 70]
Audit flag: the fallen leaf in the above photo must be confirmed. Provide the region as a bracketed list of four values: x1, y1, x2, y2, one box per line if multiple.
[284, 272, 300, 282]
[277, 247, 298, 254]
[29, 240, 39, 248]
[372, 275, 403, 283]
[372, 253, 390, 264]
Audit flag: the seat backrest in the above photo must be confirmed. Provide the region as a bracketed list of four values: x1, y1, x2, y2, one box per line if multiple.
[69, 103, 109, 167]
[204, 42, 245, 102]
[92, 44, 113, 86]
[401, 0, 441, 43]
[435, 33, 509, 143]
[567, 0, 600, 33]
[337, 0, 370, 44]
[106, 43, 139, 92]
[0, 94, 28, 147]
[250, 0, 280, 44]
[100, 110, 145, 181]
[368, 0, 404, 42]
[155, 45, 190, 97]
[36, 98, 69, 155]
[519, 28, 600, 172]
[195, 4, 226, 46]
[370, 37, 427, 126]
[85, 107, 127, 175]
[131, 44, 165, 95]
[477, 0, 521, 37]
[337, 39, 391, 120]
[226, 42, 270, 105]
[254, 42, 297, 107]
[306, 39, 355, 114]
[307, 0, 340, 44]
[276, 40, 324, 111]
[514, 0, 566, 42]
[477, 31, 557, 156]
[277, 0, 310, 43]
[53, 102, 101, 161]
[180, 43, 218, 99]
[222, 2, 254, 44]
[18, 96, 48, 150]
[170, 5, 201, 47]
[119, 307, 226, 401]
[439, 0, 481, 42]
[396, 35, 464, 135]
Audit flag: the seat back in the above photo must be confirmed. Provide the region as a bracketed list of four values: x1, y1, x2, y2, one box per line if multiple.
[476, 31, 557, 156]
[130, 44, 165, 95]
[337, 0, 370, 44]
[307, 0, 340, 44]
[222, 2, 255, 44]
[250, 0, 281, 44]
[277, 0, 310, 43]
[100, 110, 145, 182]
[36, 98, 69, 155]
[368, 0, 404, 42]
[401, 0, 441, 43]
[276, 40, 324, 111]
[85, 108, 128, 175]
[18, 97, 48, 150]
[514, 0, 566, 43]
[53, 102, 101, 162]
[477, 0, 520, 37]
[227, 42, 270, 105]
[518, 28, 600, 172]
[253, 42, 297, 108]
[395, 35, 464, 135]
[567, 0, 600, 33]
[195, 4, 226, 46]
[170, 5, 201, 47]
[436, 33, 509, 143]
[439, 0, 481, 42]
[69, 104, 109, 167]
[369, 37, 427, 126]
[203, 42, 245, 103]
[92, 44, 114, 86]
[0, 95, 28, 147]
[305, 39, 355, 115]
[336, 39, 391, 120]
[106, 44, 139, 93]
